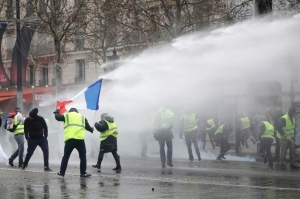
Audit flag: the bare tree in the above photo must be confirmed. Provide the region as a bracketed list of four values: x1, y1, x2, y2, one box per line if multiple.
[28, 0, 92, 94]
[84, 0, 134, 66]
[120, 0, 229, 42]
[273, 0, 300, 16]
[0, 1, 5, 14]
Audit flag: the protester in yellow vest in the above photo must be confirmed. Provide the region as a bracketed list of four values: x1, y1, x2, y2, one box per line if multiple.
[277, 107, 299, 170]
[179, 107, 201, 161]
[205, 118, 216, 149]
[9, 107, 25, 168]
[258, 115, 274, 170]
[239, 116, 251, 148]
[265, 107, 284, 164]
[92, 113, 121, 172]
[214, 121, 233, 160]
[54, 107, 94, 177]
[152, 106, 175, 168]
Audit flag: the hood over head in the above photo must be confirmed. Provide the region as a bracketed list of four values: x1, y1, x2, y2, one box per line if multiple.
[102, 113, 114, 123]
[29, 108, 38, 118]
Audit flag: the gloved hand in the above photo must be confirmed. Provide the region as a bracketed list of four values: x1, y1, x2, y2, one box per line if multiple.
[53, 109, 60, 114]
[91, 127, 94, 133]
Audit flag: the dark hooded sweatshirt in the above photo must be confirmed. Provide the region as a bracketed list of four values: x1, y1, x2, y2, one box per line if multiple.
[24, 108, 48, 140]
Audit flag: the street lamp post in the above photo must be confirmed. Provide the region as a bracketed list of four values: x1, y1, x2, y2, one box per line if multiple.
[16, 0, 23, 110]
[32, 85, 35, 107]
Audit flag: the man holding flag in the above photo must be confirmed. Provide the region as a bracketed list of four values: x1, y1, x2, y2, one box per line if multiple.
[54, 107, 94, 177]
[53, 78, 103, 177]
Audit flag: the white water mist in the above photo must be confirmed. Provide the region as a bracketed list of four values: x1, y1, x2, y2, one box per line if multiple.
[21, 14, 300, 164]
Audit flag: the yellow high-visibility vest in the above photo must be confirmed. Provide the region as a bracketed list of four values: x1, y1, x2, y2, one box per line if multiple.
[182, 114, 198, 132]
[63, 112, 86, 142]
[240, 117, 250, 130]
[13, 115, 24, 135]
[215, 124, 226, 135]
[277, 114, 295, 140]
[100, 120, 118, 141]
[151, 107, 174, 131]
[261, 121, 274, 139]
[206, 119, 215, 131]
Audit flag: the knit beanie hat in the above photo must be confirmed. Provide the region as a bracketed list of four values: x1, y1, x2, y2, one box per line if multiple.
[29, 108, 38, 118]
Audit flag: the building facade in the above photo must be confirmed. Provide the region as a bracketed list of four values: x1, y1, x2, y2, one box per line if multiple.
[0, 0, 299, 113]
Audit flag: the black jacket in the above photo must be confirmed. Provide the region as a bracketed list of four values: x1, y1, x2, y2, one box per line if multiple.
[94, 115, 115, 132]
[95, 115, 117, 153]
[24, 115, 48, 140]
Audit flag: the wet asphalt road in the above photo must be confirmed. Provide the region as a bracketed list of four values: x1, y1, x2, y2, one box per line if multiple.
[1, 155, 300, 199]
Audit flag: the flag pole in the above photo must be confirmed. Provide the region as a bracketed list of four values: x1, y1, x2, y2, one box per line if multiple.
[93, 110, 98, 127]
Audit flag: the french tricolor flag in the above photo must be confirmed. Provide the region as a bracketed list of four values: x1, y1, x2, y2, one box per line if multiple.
[56, 78, 103, 114]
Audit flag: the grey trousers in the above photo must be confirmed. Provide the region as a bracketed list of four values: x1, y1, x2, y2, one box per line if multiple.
[10, 134, 24, 165]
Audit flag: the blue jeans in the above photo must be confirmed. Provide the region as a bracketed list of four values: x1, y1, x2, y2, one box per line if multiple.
[10, 134, 24, 165]
[24, 137, 49, 167]
[158, 139, 172, 165]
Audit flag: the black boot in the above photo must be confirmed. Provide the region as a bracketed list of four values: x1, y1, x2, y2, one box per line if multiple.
[93, 152, 103, 169]
[9, 158, 14, 167]
[92, 164, 101, 169]
[112, 152, 121, 172]
[221, 154, 226, 159]
[216, 154, 222, 160]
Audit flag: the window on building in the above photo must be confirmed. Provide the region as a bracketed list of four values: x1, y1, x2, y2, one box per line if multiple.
[149, 7, 160, 41]
[128, 30, 143, 44]
[51, 0, 61, 11]
[29, 66, 35, 86]
[40, 34, 48, 45]
[76, 60, 85, 83]
[39, 0, 48, 14]
[26, 0, 35, 17]
[6, 0, 13, 19]
[6, 31, 14, 59]
[168, 6, 177, 18]
[6, 32, 14, 49]
[74, 0, 83, 8]
[105, 16, 117, 46]
[257, 0, 272, 15]
[40, 66, 48, 86]
[75, 35, 84, 51]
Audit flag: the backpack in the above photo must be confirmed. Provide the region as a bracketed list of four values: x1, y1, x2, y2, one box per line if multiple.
[4, 112, 18, 132]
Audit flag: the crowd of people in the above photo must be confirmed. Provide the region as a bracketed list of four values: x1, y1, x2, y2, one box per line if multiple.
[0, 104, 299, 178]
[0, 106, 121, 177]
[150, 105, 299, 170]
